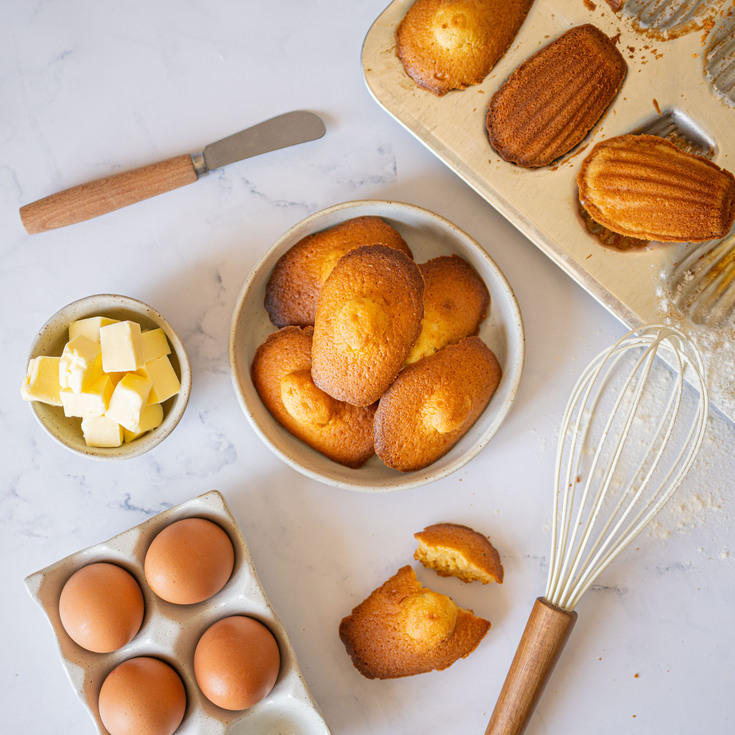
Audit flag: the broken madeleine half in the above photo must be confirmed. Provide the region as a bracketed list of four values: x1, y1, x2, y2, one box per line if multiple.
[414, 522, 504, 584]
[338, 565, 490, 679]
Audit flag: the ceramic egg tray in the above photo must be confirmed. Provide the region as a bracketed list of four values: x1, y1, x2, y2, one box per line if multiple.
[362, 0, 735, 422]
[24, 490, 332, 735]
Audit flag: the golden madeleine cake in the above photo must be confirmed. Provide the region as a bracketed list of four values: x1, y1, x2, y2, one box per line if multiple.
[406, 255, 490, 365]
[251, 326, 376, 468]
[265, 216, 412, 328]
[414, 522, 504, 584]
[486, 24, 626, 168]
[396, 0, 535, 96]
[578, 134, 735, 242]
[338, 565, 490, 679]
[374, 336, 501, 472]
[311, 245, 424, 407]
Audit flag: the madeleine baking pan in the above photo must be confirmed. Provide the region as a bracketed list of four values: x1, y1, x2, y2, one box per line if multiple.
[363, 0, 735, 421]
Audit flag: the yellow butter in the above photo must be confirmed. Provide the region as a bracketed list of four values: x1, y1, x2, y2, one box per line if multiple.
[100, 320, 144, 373]
[81, 415, 124, 448]
[69, 315, 118, 343]
[59, 374, 114, 418]
[137, 355, 181, 404]
[106, 373, 153, 431]
[21, 356, 62, 406]
[122, 403, 164, 442]
[141, 328, 171, 362]
[59, 335, 103, 393]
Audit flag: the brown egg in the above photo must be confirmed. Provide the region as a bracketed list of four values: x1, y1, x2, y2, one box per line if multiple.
[98, 656, 186, 735]
[58, 562, 144, 653]
[144, 517, 235, 605]
[194, 615, 280, 710]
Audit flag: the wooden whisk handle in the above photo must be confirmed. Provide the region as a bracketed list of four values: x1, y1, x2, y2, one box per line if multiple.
[485, 597, 577, 735]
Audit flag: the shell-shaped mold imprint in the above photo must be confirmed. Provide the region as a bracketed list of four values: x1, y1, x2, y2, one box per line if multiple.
[705, 12, 735, 108]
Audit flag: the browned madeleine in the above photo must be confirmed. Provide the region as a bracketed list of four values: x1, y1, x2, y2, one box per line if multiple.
[338, 565, 490, 679]
[406, 255, 490, 365]
[375, 336, 501, 472]
[578, 134, 735, 242]
[396, 0, 534, 96]
[414, 522, 504, 584]
[251, 326, 375, 468]
[311, 245, 424, 407]
[486, 24, 626, 168]
[265, 217, 412, 328]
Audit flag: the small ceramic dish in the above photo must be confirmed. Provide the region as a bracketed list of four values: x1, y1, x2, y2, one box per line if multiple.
[24, 490, 331, 735]
[24, 294, 191, 459]
[229, 200, 525, 492]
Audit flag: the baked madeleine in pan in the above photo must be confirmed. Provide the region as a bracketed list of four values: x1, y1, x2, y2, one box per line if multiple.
[396, 0, 534, 96]
[486, 24, 626, 168]
[578, 134, 735, 242]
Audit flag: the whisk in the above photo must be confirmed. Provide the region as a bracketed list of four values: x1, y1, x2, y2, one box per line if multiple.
[485, 324, 709, 735]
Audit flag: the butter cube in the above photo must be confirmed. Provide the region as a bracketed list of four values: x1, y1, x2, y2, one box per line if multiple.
[59, 335, 103, 393]
[60, 374, 114, 418]
[69, 315, 118, 343]
[100, 320, 144, 373]
[106, 373, 153, 431]
[21, 356, 62, 406]
[141, 328, 171, 362]
[122, 403, 164, 442]
[81, 415, 124, 448]
[137, 355, 181, 405]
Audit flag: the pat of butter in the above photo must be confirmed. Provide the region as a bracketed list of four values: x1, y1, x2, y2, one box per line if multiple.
[60, 374, 115, 418]
[81, 415, 124, 448]
[21, 356, 62, 406]
[59, 335, 103, 393]
[137, 355, 181, 405]
[122, 403, 164, 442]
[100, 320, 145, 373]
[106, 373, 153, 431]
[69, 316, 118, 343]
[141, 328, 171, 362]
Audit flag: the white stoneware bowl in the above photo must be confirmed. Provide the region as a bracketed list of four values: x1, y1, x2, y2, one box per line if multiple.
[229, 200, 525, 492]
[25, 294, 191, 459]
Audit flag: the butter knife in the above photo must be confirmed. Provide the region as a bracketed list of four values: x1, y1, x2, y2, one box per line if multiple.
[20, 110, 326, 235]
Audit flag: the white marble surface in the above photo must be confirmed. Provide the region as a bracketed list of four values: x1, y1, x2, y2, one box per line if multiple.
[2, 1, 734, 733]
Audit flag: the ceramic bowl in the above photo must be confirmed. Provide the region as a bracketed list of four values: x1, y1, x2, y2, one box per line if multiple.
[229, 200, 525, 492]
[25, 294, 191, 459]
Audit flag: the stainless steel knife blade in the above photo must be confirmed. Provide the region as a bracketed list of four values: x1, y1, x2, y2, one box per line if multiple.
[20, 110, 327, 234]
[197, 110, 326, 174]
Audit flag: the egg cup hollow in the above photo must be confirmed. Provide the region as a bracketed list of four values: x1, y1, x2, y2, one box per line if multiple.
[24, 293, 191, 460]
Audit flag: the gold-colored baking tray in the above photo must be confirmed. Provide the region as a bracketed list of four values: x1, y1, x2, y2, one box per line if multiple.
[362, 0, 735, 421]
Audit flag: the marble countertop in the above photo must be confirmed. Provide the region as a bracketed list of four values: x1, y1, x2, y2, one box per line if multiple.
[2, 1, 733, 733]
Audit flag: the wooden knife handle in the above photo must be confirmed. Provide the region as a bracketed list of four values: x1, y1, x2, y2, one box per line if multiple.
[19, 154, 198, 234]
[485, 597, 577, 735]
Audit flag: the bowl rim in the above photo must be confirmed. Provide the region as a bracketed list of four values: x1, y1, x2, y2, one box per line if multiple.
[25, 293, 192, 460]
[229, 199, 525, 491]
